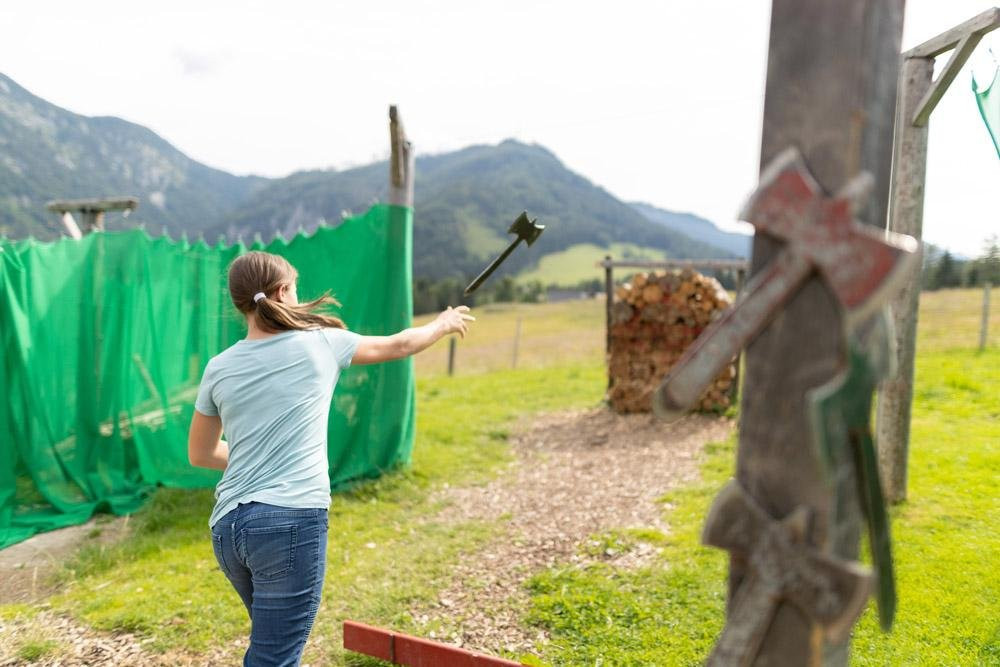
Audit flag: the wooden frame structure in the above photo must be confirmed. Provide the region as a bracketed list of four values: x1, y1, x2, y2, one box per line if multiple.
[876, 7, 1000, 503]
[46, 197, 138, 238]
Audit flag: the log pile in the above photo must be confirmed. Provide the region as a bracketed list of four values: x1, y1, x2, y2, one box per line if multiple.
[607, 269, 736, 413]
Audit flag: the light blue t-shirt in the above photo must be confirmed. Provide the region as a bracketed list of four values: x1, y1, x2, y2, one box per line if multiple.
[195, 327, 361, 528]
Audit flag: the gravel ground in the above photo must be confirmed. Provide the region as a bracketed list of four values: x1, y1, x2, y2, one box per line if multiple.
[410, 407, 734, 658]
[0, 407, 732, 665]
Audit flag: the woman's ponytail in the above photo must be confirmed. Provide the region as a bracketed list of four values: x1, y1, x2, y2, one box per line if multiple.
[228, 251, 346, 332]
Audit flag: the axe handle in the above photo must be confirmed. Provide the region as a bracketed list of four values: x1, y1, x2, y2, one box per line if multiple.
[655, 248, 813, 418]
[464, 238, 522, 295]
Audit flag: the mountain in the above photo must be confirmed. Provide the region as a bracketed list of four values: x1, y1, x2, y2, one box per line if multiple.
[215, 141, 736, 280]
[0, 72, 266, 240]
[630, 201, 751, 259]
[0, 71, 736, 282]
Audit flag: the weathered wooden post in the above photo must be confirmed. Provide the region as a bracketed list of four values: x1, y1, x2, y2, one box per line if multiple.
[741, 1, 904, 660]
[695, 1, 904, 663]
[388, 105, 414, 208]
[876, 8, 1000, 503]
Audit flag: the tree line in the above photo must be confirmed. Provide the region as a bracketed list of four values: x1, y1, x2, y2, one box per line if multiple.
[922, 236, 1000, 290]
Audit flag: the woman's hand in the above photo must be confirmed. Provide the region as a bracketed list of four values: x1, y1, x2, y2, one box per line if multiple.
[435, 305, 475, 339]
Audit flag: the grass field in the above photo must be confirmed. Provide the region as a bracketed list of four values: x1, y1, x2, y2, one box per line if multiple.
[515, 242, 668, 287]
[0, 287, 996, 665]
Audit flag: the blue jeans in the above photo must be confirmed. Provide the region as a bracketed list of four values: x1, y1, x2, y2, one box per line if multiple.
[211, 502, 329, 667]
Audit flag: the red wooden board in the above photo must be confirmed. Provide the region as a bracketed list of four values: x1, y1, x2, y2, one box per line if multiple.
[343, 621, 525, 666]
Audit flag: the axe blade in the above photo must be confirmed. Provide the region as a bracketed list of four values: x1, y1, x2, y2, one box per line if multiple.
[785, 553, 873, 643]
[702, 481, 770, 555]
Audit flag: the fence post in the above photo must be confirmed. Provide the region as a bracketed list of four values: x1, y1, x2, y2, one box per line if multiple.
[512, 317, 522, 369]
[604, 255, 613, 391]
[981, 282, 992, 350]
[447, 337, 456, 376]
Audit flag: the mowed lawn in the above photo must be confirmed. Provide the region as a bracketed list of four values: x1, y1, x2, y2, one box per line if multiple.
[0, 288, 996, 665]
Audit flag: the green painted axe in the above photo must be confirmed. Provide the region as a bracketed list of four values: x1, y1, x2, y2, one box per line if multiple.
[464, 212, 544, 295]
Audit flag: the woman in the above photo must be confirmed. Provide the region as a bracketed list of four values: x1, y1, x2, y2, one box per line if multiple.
[188, 251, 473, 666]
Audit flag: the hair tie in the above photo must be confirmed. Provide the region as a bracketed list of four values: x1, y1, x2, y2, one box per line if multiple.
[253, 292, 266, 304]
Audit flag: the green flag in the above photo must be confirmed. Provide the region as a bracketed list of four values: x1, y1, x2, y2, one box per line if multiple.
[973, 67, 1000, 159]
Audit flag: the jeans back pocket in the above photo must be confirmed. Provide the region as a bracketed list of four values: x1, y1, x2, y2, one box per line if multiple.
[243, 524, 298, 580]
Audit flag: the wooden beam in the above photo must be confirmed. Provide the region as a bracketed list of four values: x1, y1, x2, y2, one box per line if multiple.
[595, 258, 749, 271]
[912, 33, 983, 127]
[904, 7, 1000, 59]
[45, 197, 139, 213]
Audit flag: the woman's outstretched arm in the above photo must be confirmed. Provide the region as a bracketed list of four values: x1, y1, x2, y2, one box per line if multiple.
[352, 305, 475, 366]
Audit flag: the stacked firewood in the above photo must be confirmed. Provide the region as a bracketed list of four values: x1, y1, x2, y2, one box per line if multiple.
[607, 269, 736, 413]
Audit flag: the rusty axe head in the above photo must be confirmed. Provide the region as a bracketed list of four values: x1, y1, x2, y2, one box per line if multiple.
[703, 481, 873, 644]
[740, 147, 921, 326]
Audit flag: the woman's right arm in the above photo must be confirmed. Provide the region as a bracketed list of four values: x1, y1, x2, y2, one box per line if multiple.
[352, 306, 474, 366]
[188, 411, 229, 470]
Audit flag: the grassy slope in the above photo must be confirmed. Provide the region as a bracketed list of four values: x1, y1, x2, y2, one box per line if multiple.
[516, 242, 668, 287]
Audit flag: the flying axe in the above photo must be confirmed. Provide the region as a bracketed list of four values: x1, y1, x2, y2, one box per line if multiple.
[464, 212, 544, 295]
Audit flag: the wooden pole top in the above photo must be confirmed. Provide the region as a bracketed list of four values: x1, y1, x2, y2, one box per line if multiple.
[45, 197, 139, 214]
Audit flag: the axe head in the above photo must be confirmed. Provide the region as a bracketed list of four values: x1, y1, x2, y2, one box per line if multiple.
[508, 212, 545, 246]
[740, 147, 921, 328]
[702, 481, 770, 555]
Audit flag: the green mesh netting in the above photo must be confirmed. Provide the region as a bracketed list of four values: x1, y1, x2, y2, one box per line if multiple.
[0, 204, 415, 550]
[974, 67, 1000, 159]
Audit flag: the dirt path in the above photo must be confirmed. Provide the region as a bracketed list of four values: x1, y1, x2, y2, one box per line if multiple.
[411, 407, 733, 657]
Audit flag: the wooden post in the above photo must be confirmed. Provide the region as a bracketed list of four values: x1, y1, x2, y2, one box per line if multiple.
[389, 105, 414, 208]
[981, 282, 992, 350]
[604, 255, 613, 357]
[736, 1, 903, 663]
[875, 56, 933, 504]
[876, 8, 1000, 504]
[447, 337, 456, 376]
[512, 316, 522, 369]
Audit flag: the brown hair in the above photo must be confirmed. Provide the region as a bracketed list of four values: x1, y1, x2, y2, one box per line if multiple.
[227, 251, 346, 332]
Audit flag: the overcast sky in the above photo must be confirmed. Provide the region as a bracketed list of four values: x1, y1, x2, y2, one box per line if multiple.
[1, 1, 998, 257]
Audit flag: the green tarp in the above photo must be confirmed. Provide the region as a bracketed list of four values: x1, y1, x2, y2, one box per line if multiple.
[0, 204, 415, 550]
[974, 67, 1000, 159]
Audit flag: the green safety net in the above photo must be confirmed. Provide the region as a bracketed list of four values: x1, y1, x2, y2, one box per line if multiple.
[974, 67, 1000, 159]
[0, 204, 415, 550]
